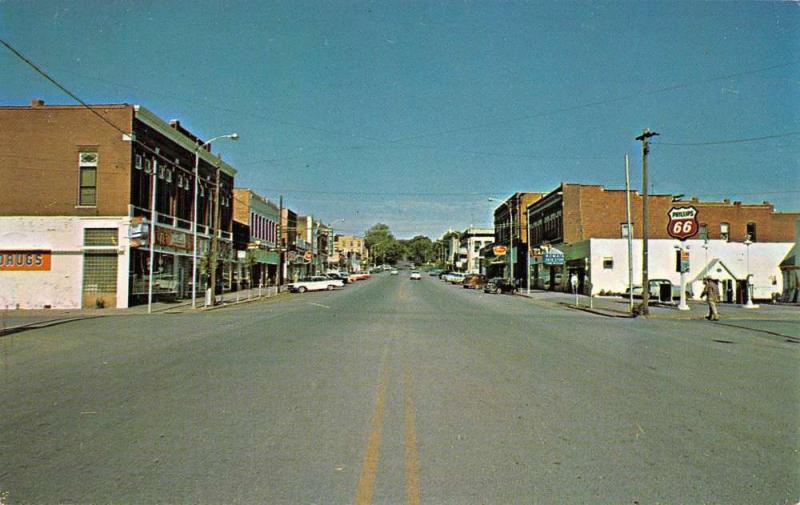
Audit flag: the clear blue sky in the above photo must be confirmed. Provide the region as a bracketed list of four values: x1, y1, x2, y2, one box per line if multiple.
[2, 1, 798, 239]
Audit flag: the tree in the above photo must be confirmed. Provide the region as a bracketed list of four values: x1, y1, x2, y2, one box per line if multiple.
[405, 235, 433, 265]
[365, 223, 403, 265]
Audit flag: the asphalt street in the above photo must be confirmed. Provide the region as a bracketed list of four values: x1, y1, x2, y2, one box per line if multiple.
[1, 273, 798, 504]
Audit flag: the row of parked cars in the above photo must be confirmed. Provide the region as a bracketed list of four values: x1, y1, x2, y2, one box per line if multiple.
[287, 271, 371, 293]
[437, 271, 515, 295]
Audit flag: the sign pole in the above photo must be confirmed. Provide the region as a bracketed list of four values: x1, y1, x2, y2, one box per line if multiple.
[624, 154, 634, 314]
[678, 241, 689, 310]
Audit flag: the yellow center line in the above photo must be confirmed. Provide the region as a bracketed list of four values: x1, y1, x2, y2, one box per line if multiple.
[404, 364, 421, 505]
[355, 347, 389, 505]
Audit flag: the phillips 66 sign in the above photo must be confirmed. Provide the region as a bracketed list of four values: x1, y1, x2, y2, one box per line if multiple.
[667, 206, 699, 240]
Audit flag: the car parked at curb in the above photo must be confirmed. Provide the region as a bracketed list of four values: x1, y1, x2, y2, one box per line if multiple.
[483, 277, 515, 294]
[443, 272, 466, 284]
[410, 271, 421, 280]
[325, 272, 350, 284]
[462, 274, 487, 289]
[288, 276, 344, 293]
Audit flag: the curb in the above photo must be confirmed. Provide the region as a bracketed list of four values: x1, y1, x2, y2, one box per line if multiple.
[558, 302, 636, 318]
[0, 315, 104, 337]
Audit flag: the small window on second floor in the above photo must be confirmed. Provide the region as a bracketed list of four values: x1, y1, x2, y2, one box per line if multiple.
[603, 257, 614, 269]
[746, 222, 757, 242]
[79, 152, 98, 206]
[720, 222, 730, 242]
[698, 224, 708, 240]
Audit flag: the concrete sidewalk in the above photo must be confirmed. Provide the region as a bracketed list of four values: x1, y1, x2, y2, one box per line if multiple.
[0, 286, 285, 336]
[518, 289, 800, 322]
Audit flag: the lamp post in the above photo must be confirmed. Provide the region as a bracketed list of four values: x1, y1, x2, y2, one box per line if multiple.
[192, 133, 239, 309]
[489, 197, 515, 287]
[743, 235, 758, 308]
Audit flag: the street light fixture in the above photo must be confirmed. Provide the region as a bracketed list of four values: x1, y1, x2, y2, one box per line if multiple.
[489, 197, 515, 287]
[192, 133, 239, 309]
[743, 235, 759, 309]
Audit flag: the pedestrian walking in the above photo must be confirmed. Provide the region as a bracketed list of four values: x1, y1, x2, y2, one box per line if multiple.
[701, 277, 720, 321]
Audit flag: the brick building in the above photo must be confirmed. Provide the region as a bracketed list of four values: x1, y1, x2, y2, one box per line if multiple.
[526, 183, 798, 300]
[0, 100, 236, 308]
[487, 192, 544, 283]
[232, 189, 280, 288]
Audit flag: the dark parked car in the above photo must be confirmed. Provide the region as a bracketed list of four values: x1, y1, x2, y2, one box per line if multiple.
[484, 277, 515, 294]
[462, 274, 488, 289]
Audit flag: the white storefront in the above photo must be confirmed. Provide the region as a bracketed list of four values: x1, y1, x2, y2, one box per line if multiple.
[0, 216, 130, 309]
[562, 238, 792, 301]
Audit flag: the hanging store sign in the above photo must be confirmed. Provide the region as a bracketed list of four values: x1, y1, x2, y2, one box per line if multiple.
[667, 206, 699, 240]
[543, 248, 565, 266]
[0, 250, 52, 271]
[155, 228, 189, 251]
[493, 245, 508, 256]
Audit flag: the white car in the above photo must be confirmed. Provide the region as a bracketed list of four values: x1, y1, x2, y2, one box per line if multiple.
[288, 276, 344, 293]
[443, 272, 466, 283]
[390, 269, 399, 275]
[410, 271, 421, 280]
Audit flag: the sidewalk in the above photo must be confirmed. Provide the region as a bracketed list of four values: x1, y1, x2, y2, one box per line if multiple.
[1, 286, 286, 336]
[517, 289, 800, 322]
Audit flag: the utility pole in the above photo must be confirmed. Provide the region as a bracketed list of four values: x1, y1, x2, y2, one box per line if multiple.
[635, 128, 659, 315]
[208, 157, 221, 305]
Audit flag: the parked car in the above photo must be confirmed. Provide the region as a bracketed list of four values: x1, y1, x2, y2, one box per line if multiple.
[288, 276, 344, 293]
[390, 269, 399, 275]
[623, 279, 679, 303]
[325, 272, 350, 284]
[428, 268, 443, 276]
[349, 272, 371, 282]
[410, 271, 421, 280]
[462, 274, 487, 289]
[443, 272, 466, 284]
[484, 277, 515, 294]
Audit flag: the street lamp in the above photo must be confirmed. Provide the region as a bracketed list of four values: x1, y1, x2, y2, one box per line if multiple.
[192, 133, 239, 309]
[489, 197, 515, 287]
[743, 235, 759, 309]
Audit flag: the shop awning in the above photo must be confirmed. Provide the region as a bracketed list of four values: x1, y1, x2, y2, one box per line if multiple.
[251, 250, 279, 265]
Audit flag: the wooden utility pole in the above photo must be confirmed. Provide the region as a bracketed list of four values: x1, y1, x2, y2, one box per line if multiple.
[635, 129, 659, 315]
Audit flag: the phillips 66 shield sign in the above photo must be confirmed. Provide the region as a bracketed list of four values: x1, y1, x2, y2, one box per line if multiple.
[667, 206, 699, 240]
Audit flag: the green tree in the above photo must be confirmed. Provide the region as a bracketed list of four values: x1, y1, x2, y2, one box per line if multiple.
[405, 235, 433, 265]
[365, 223, 403, 265]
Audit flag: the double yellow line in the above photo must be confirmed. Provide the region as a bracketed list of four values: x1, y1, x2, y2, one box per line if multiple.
[354, 349, 421, 505]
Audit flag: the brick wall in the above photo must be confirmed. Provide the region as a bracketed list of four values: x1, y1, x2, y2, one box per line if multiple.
[0, 103, 134, 217]
[564, 184, 797, 244]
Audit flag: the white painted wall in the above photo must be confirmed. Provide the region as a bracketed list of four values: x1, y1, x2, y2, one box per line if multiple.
[586, 238, 791, 300]
[0, 217, 129, 309]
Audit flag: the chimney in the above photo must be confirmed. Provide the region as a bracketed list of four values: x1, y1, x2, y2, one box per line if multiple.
[169, 119, 181, 129]
[734, 201, 741, 206]
[30, 99, 45, 107]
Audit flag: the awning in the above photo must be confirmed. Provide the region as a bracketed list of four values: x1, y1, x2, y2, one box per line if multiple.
[251, 250, 279, 265]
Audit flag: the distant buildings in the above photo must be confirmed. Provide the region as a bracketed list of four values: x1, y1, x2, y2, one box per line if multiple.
[459, 227, 493, 274]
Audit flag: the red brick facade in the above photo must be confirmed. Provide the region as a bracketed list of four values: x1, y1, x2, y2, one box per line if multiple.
[529, 184, 798, 247]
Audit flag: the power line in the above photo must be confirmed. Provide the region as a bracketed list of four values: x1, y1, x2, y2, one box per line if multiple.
[0, 38, 132, 139]
[654, 131, 800, 146]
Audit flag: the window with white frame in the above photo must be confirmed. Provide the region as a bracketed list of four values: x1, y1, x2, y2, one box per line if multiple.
[79, 151, 98, 206]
